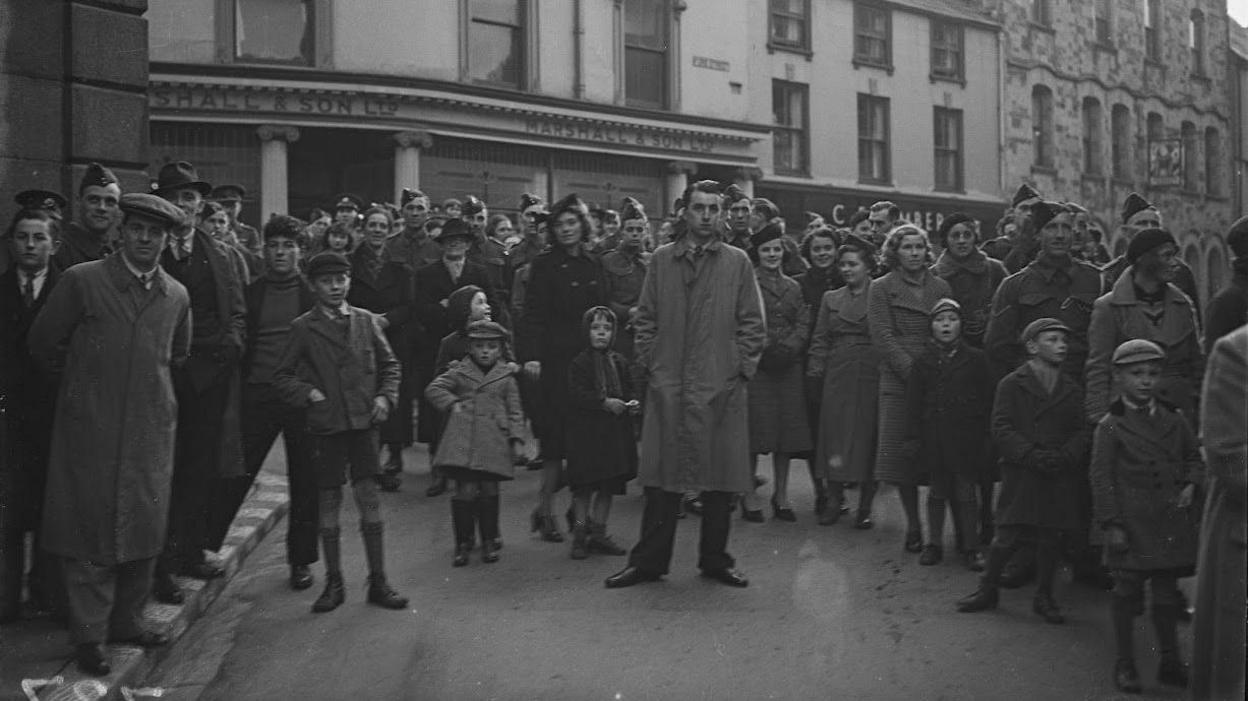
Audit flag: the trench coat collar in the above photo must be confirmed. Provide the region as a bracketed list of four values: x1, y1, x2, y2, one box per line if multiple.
[1107, 397, 1181, 444]
[109, 252, 171, 296]
[305, 303, 366, 348]
[1014, 361, 1076, 407]
[674, 235, 724, 259]
[932, 248, 989, 277]
[1026, 254, 1078, 284]
[1108, 264, 1187, 308]
[449, 357, 513, 386]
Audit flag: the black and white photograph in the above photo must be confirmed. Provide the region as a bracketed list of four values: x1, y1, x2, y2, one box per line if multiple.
[1, 0, 1246, 699]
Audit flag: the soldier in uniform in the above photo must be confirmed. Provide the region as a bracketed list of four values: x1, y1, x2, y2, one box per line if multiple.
[331, 194, 364, 248]
[983, 184, 1040, 269]
[52, 163, 121, 272]
[210, 184, 261, 258]
[722, 184, 753, 251]
[1100, 192, 1201, 310]
[387, 187, 442, 272]
[600, 197, 649, 364]
[462, 195, 508, 309]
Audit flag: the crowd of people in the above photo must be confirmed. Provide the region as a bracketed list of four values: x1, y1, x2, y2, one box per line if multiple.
[0, 160, 1244, 700]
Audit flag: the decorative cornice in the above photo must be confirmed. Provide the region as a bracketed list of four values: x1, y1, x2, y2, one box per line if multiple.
[393, 130, 433, 149]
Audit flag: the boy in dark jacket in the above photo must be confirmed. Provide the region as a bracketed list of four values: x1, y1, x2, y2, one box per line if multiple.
[957, 318, 1091, 624]
[1090, 339, 1203, 693]
[274, 252, 408, 613]
[904, 298, 993, 570]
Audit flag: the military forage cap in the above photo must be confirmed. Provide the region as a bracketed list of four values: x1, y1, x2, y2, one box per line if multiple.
[1112, 339, 1165, 366]
[333, 193, 364, 211]
[14, 189, 68, 215]
[1012, 183, 1042, 208]
[400, 188, 427, 206]
[306, 251, 351, 279]
[80, 162, 119, 192]
[1020, 317, 1071, 344]
[619, 197, 647, 223]
[1120, 192, 1154, 225]
[722, 183, 749, 204]
[461, 195, 486, 216]
[119, 192, 186, 229]
[519, 192, 544, 211]
[1030, 200, 1066, 232]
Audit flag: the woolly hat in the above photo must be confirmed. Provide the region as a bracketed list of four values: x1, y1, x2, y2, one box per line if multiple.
[1125, 227, 1176, 264]
[1020, 317, 1071, 343]
[936, 212, 974, 244]
[305, 251, 351, 279]
[1112, 339, 1165, 366]
[619, 197, 647, 223]
[1120, 192, 1154, 225]
[79, 162, 119, 193]
[1012, 183, 1042, 208]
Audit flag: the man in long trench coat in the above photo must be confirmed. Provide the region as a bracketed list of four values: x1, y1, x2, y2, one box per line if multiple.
[605, 180, 765, 589]
[28, 193, 191, 676]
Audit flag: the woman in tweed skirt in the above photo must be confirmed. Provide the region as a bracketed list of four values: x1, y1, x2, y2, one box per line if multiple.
[868, 225, 952, 552]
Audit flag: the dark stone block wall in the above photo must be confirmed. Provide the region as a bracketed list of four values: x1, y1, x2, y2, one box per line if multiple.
[0, 0, 150, 225]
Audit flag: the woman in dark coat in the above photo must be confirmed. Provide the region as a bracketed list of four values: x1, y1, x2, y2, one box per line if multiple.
[808, 235, 879, 527]
[867, 225, 952, 552]
[931, 213, 1006, 349]
[518, 193, 608, 542]
[348, 206, 416, 489]
[795, 227, 844, 514]
[744, 224, 811, 521]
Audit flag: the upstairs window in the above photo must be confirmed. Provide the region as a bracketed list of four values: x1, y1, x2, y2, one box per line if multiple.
[772, 81, 809, 176]
[625, 0, 670, 109]
[1111, 103, 1132, 179]
[934, 107, 963, 191]
[854, 4, 891, 69]
[467, 0, 526, 88]
[1031, 85, 1054, 168]
[1031, 0, 1051, 27]
[1189, 10, 1205, 76]
[1082, 97, 1104, 175]
[769, 0, 810, 52]
[1144, 0, 1161, 62]
[1094, 0, 1113, 45]
[233, 0, 316, 65]
[857, 94, 890, 183]
[1205, 128, 1221, 195]
[1181, 121, 1198, 191]
[930, 21, 964, 82]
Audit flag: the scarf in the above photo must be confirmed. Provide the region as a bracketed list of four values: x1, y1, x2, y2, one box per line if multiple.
[592, 349, 623, 400]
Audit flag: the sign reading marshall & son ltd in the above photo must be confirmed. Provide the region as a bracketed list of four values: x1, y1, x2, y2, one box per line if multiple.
[150, 85, 734, 156]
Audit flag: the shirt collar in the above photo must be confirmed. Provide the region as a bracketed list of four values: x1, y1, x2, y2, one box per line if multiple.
[319, 302, 351, 319]
[120, 253, 157, 281]
[16, 267, 48, 285]
[675, 235, 722, 258]
[1121, 396, 1157, 415]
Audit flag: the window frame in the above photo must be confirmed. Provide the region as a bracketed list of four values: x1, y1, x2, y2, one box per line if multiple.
[618, 0, 677, 110]
[460, 0, 537, 91]
[853, 3, 893, 73]
[1180, 121, 1198, 192]
[1094, 0, 1113, 46]
[772, 80, 810, 177]
[1082, 97, 1104, 175]
[1189, 10, 1206, 77]
[1111, 103, 1133, 181]
[1031, 85, 1054, 169]
[857, 93, 891, 185]
[1204, 127, 1220, 196]
[1031, 0, 1052, 28]
[768, 0, 812, 56]
[216, 0, 332, 68]
[929, 20, 964, 84]
[1144, 0, 1161, 63]
[933, 106, 964, 192]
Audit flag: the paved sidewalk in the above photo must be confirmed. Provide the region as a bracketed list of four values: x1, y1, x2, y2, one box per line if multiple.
[0, 461, 290, 701]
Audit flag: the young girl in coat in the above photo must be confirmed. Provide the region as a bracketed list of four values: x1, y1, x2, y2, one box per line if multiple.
[434, 284, 517, 374]
[425, 320, 527, 566]
[904, 299, 993, 570]
[1090, 339, 1204, 694]
[564, 307, 639, 559]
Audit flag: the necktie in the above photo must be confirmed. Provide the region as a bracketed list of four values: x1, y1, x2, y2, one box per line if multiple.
[139, 272, 152, 290]
[172, 238, 190, 261]
[21, 276, 34, 307]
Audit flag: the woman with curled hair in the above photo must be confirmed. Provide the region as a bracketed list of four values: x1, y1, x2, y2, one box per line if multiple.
[808, 234, 881, 527]
[868, 225, 951, 552]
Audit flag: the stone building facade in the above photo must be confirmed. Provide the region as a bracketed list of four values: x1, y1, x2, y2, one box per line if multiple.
[995, 0, 1235, 303]
[0, 0, 151, 224]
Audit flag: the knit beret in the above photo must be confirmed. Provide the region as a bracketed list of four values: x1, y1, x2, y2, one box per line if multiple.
[119, 192, 185, 229]
[936, 212, 974, 244]
[1120, 192, 1154, 225]
[305, 251, 351, 279]
[1020, 317, 1071, 343]
[1125, 227, 1176, 264]
[1112, 339, 1165, 366]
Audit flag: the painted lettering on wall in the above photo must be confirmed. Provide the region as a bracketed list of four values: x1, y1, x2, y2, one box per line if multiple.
[151, 88, 400, 117]
[692, 56, 730, 71]
[523, 119, 716, 153]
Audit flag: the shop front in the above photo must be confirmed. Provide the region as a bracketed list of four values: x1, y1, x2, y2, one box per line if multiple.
[148, 71, 769, 223]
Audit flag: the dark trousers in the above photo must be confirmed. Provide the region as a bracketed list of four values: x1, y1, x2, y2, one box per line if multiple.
[0, 394, 61, 620]
[208, 384, 319, 567]
[162, 378, 231, 572]
[628, 488, 734, 575]
[62, 556, 155, 645]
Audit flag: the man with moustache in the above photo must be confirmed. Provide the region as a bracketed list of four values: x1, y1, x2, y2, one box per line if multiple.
[151, 161, 247, 604]
[28, 193, 191, 675]
[605, 180, 765, 590]
[387, 187, 442, 272]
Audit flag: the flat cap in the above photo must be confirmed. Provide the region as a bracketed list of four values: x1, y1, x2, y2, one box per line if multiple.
[119, 192, 185, 228]
[931, 298, 962, 317]
[210, 184, 246, 202]
[305, 251, 351, 278]
[1125, 227, 1176, 265]
[1020, 317, 1071, 344]
[1112, 339, 1165, 366]
[465, 319, 511, 342]
[1120, 192, 1154, 225]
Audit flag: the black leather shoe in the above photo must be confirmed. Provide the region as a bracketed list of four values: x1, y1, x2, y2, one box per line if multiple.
[904, 530, 923, 553]
[425, 478, 448, 498]
[76, 643, 110, 676]
[1157, 656, 1189, 687]
[152, 572, 184, 605]
[771, 500, 797, 522]
[853, 511, 873, 530]
[109, 629, 169, 647]
[997, 564, 1035, 589]
[289, 564, 314, 590]
[604, 566, 661, 589]
[1114, 658, 1143, 694]
[1032, 595, 1066, 624]
[956, 586, 999, 612]
[700, 568, 749, 588]
[181, 560, 224, 580]
[311, 573, 345, 613]
[919, 544, 943, 566]
[366, 575, 409, 609]
[377, 472, 402, 492]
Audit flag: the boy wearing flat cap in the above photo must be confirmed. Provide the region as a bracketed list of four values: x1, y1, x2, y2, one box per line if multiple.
[28, 193, 191, 675]
[1086, 226, 1204, 425]
[273, 251, 408, 613]
[957, 318, 1091, 624]
[1090, 339, 1203, 693]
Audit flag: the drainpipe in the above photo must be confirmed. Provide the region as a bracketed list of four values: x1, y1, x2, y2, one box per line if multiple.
[573, 0, 585, 99]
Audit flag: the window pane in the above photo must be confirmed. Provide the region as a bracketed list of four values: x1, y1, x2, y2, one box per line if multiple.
[775, 129, 805, 173]
[1181, 123, 1198, 190]
[470, 0, 520, 25]
[771, 16, 804, 45]
[625, 47, 665, 107]
[770, 0, 804, 13]
[625, 0, 666, 50]
[1205, 129, 1219, 194]
[469, 22, 521, 86]
[235, 0, 312, 64]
